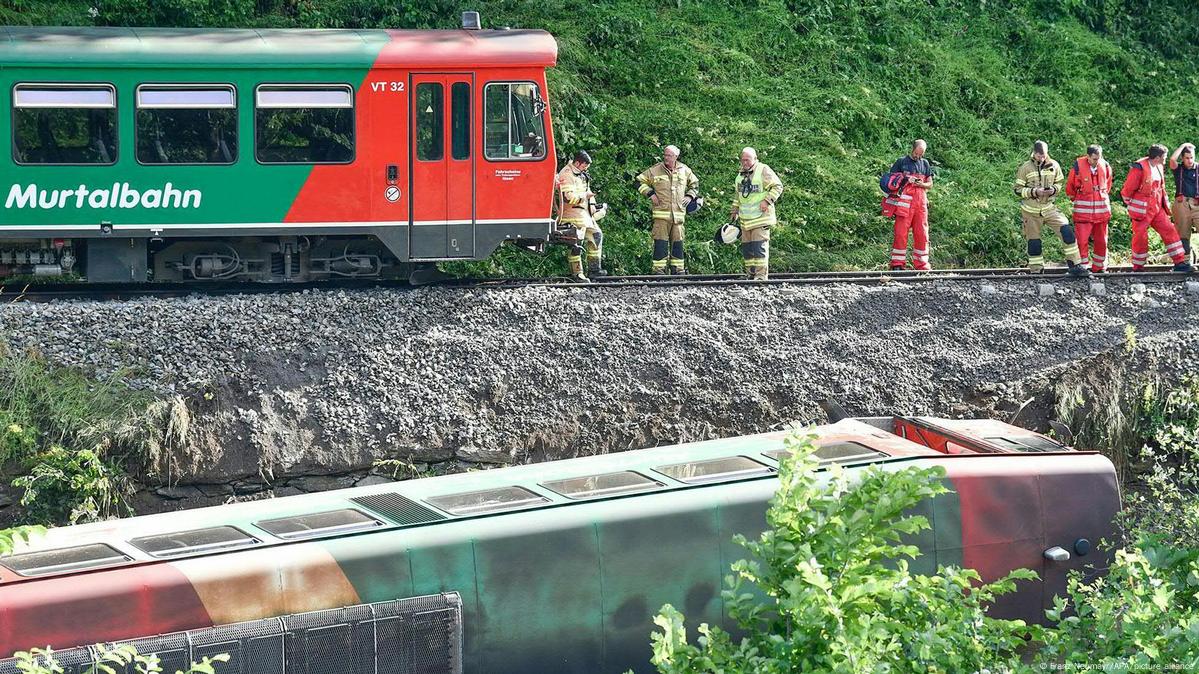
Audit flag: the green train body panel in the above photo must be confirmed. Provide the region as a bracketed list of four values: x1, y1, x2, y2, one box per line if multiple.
[0, 418, 1120, 673]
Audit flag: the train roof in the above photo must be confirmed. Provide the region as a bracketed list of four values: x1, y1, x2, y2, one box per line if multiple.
[0, 26, 558, 69]
[0, 416, 1094, 586]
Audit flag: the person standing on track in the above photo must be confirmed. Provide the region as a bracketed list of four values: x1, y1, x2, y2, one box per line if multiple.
[1170, 142, 1199, 263]
[1120, 144, 1193, 272]
[637, 145, 700, 275]
[885, 139, 934, 271]
[1013, 140, 1090, 277]
[730, 147, 783, 280]
[556, 150, 608, 282]
[1065, 144, 1113, 273]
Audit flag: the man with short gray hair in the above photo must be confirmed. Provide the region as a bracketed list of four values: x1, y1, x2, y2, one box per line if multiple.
[637, 145, 700, 274]
[730, 147, 783, 280]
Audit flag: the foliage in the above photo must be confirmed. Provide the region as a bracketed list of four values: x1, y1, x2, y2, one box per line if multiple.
[0, 524, 44, 554]
[0, 343, 157, 467]
[12, 445, 133, 524]
[12, 644, 229, 674]
[647, 430, 1036, 673]
[5, 1, 1199, 272]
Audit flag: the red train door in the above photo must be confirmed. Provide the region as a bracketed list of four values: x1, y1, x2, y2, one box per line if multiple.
[410, 73, 475, 259]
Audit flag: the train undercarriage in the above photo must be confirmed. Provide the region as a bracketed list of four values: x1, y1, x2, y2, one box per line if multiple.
[0, 236, 417, 283]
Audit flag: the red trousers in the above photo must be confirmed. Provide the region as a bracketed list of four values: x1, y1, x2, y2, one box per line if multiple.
[1131, 207, 1186, 269]
[1074, 216, 1109, 272]
[891, 196, 930, 270]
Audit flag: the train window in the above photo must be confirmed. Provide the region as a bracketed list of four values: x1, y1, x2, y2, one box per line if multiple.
[12, 83, 117, 165]
[426, 486, 549, 516]
[254, 84, 354, 164]
[415, 82, 444, 162]
[136, 85, 237, 165]
[129, 526, 260, 558]
[541, 471, 664, 500]
[0, 543, 130, 577]
[451, 82, 471, 160]
[255, 508, 382, 540]
[483, 82, 546, 161]
[654, 456, 773, 485]
[765, 441, 888, 465]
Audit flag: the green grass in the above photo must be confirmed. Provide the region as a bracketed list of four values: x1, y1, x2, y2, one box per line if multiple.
[4, 0, 1198, 273]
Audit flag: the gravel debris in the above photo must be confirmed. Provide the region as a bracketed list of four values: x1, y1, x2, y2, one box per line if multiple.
[2, 278, 1197, 483]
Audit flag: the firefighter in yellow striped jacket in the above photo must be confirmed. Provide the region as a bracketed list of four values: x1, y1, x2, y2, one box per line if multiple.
[730, 147, 784, 280]
[637, 145, 700, 275]
[1012, 140, 1090, 278]
[556, 150, 606, 282]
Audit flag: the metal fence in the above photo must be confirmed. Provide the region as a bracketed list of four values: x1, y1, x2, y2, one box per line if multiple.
[1, 592, 463, 674]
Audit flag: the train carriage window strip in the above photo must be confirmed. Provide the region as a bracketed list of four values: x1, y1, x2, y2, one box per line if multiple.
[425, 486, 550, 516]
[137, 85, 235, 109]
[541, 471, 665, 500]
[764, 441, 889, 465]
[256, 85, 353, 109]
[254, 508, 383, 540]
[14, 84, 115, 109]
[0, 543, 130, 577]
[652, 456, 775, 485]
[129, 525, 260, 558]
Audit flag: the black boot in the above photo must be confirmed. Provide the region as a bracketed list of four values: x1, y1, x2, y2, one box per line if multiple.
[1067, 262, 1091, 278]
[1173, 261, 1195, 273]
[588, 261, 608, 277]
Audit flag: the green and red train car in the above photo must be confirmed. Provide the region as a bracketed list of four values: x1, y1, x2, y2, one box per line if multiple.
[0, 417, 1119, 673]
[0, 21, 557, 281]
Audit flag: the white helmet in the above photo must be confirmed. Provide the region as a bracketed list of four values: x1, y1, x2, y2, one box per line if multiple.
[714, 221, 742, 245]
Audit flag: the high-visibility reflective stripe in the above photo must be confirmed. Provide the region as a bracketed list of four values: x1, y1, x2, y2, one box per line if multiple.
[899, 194, 913, 200]
[1075, 200, 1108, 206]
[1128, 198, 1148, 206]
[893, 202, 911, 209]
[1128, 206, 1148, 215]
[1014, 179, 1028, 185]
[1028, 256, 1045, 264]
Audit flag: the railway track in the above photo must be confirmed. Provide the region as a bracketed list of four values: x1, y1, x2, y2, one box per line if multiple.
[0, 265, 1191, 302]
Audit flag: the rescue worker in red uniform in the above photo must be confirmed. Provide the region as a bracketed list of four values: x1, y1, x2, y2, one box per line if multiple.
[884, 139, 933, 270]
[1065, 144, 1112, 273]
[555, 150, 608, 282]
[1120, 144, 1193, 272]
[1170, 142, 1199, 262]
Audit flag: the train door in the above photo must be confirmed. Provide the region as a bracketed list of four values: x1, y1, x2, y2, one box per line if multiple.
[409, 73, 475, 259]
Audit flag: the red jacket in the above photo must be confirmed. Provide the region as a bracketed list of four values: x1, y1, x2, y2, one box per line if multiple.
[1120, 158, 1170, 219]
[1066, 156, 1112, 219]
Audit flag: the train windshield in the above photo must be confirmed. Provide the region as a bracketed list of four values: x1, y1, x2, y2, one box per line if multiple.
[484, 82, 546, 161]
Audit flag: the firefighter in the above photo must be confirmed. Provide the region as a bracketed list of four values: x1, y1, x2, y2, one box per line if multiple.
[556, 150, 607, 282]
[637, 145, 700, 275]
[1120, 144, 1192, 272]
[1065, 144, 1113, 273]
[730, 147, 783, 280]
[1012, 140, 1090, 277]
[1170, 142, 1199, 262]
[884, 139, 934, 270]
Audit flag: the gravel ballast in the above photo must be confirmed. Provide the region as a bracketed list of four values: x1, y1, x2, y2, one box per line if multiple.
[2, 278, 1197, 486]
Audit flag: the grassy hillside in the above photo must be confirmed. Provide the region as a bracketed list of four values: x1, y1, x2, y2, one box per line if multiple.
[5, 0, 1199, 274]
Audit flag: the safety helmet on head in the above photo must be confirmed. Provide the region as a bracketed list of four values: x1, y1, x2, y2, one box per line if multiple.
[714, 221, 742, 245]
[686, 196, 705, 215]
[573, 150, 593, 165]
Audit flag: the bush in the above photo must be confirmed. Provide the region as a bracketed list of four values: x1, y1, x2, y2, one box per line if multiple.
[12, 445, 133, 525]
[646, 431, 1036, 673]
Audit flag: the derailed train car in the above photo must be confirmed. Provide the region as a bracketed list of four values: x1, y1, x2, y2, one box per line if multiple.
[0, 417, 1119, 673]
[0, 19, 558, 281]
